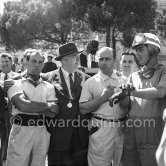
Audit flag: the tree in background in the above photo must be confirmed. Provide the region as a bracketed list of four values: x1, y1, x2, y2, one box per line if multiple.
[71, 0, 158, 56]
[0, 0, 74, 50]
[0, 0, 159, 53]
[156, 9, 166, 39]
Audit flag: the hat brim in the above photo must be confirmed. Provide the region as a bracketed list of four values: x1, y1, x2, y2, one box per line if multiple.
[55, 50, 83, 61]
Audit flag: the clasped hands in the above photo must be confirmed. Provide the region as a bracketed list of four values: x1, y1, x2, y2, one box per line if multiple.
[109, 83, 135, 107]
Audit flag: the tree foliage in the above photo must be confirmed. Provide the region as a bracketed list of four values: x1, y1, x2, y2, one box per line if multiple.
[0, 0, 158, 52]
[156, 9, 166, 39]
[0, 0, 75, 50]
[71, 0, 158, 51]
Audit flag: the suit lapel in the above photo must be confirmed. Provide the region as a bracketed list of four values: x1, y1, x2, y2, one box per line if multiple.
[53, 69, 82, 101]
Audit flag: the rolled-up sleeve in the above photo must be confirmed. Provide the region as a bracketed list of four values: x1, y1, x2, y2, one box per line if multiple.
[46, 84, 58, 102]
[7, 80, 23, 100]
[79, 80, 92, 103]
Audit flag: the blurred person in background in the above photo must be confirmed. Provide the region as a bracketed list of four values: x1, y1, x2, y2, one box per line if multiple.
[119, 50, 140, 78]
[20, 57, 27, 73]
[0, 53, 20, 83]
[86, 40, 99, 68]
[11, 57, 21, 73]
[42, 55, 57, 73]
[0, 53, 20, 165]
[79, 51, 87, 68]
[0, 85, 7, 166]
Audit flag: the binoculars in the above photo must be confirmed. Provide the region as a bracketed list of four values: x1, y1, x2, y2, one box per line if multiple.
[109, 85, 135, 107]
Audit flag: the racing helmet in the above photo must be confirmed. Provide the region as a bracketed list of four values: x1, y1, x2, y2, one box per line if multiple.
[132, 33, 161, 50]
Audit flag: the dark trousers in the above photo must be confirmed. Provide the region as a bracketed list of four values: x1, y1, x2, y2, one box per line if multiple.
[48, 128, 88, 166]
[0, 124, 7, 166]
[122, 117, 164, 166]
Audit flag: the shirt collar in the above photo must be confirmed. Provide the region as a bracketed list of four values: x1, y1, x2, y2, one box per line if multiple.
[99, 70, 117, 81]
[1, 71, 13, 78]
[61, 67, 74, 78]
[22, 74, 43, 86]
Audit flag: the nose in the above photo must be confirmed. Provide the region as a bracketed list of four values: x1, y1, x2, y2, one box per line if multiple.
[2, 61, 8, 66]
[34, 62, 41, 68]
[125, 62, 130, 66]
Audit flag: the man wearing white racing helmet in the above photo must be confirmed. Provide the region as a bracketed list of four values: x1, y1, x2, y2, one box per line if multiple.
[121, 33, 166, 166]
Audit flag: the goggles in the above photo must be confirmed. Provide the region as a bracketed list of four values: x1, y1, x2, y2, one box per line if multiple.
[138, 68, 155, 79]
[138, 64, 161, 79]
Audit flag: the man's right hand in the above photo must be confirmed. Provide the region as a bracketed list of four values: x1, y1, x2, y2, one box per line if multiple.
[4, 79, 14, 91]
[101, 85, 116, 103]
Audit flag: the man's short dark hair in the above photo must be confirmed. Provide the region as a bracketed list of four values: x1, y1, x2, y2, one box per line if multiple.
[25, 49, 45, 62]
[120, 50, 140, 69]
[0, 53, 12, 62]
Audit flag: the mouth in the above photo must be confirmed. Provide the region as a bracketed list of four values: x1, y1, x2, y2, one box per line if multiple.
[124, 67, 131, 71]
[33, 69, 40, 72]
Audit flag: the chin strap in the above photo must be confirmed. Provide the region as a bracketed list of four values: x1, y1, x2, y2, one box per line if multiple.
[144, 45, 152, 66]
[144, 45, 158, 67]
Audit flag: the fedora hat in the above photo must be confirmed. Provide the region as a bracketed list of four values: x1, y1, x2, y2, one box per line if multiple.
[55, 42, 83, 61]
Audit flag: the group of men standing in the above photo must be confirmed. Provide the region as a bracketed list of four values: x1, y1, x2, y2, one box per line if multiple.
[0, 32, 166, 166]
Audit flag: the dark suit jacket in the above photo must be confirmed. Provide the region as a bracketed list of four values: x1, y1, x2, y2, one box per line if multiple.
[42, 62, 58, 73]
[80, 53, 87, 67]
[0, 85, 6, 123]
[42, 68, 91, 151]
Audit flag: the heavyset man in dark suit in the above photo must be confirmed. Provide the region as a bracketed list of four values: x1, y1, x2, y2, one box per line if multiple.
[42, 42, 91, 166]
[0, 53, 20, 165]
[0, 85, 7, 166]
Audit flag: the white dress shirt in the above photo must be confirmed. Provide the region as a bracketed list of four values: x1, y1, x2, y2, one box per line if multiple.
[61, 67, 75, 99]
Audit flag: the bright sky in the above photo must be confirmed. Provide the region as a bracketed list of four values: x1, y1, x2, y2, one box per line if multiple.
[0, 0, 165, 14]
[0, 0, 6, 14]
[0, 0, 21, 14]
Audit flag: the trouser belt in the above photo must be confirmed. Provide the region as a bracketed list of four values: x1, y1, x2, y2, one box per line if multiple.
[11, 114, 45, 126]
[93, 116, 127, 122]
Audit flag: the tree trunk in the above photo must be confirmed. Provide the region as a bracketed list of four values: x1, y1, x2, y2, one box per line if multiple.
[106, 26, 111, 47]
[106, 26, 116, 58]
[111, 27, 116, 59]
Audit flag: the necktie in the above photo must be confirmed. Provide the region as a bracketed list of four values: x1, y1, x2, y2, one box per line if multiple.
[4, 74, 8, 81]
[69, 73, 74, 97]
[4, 74, 8, 97]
